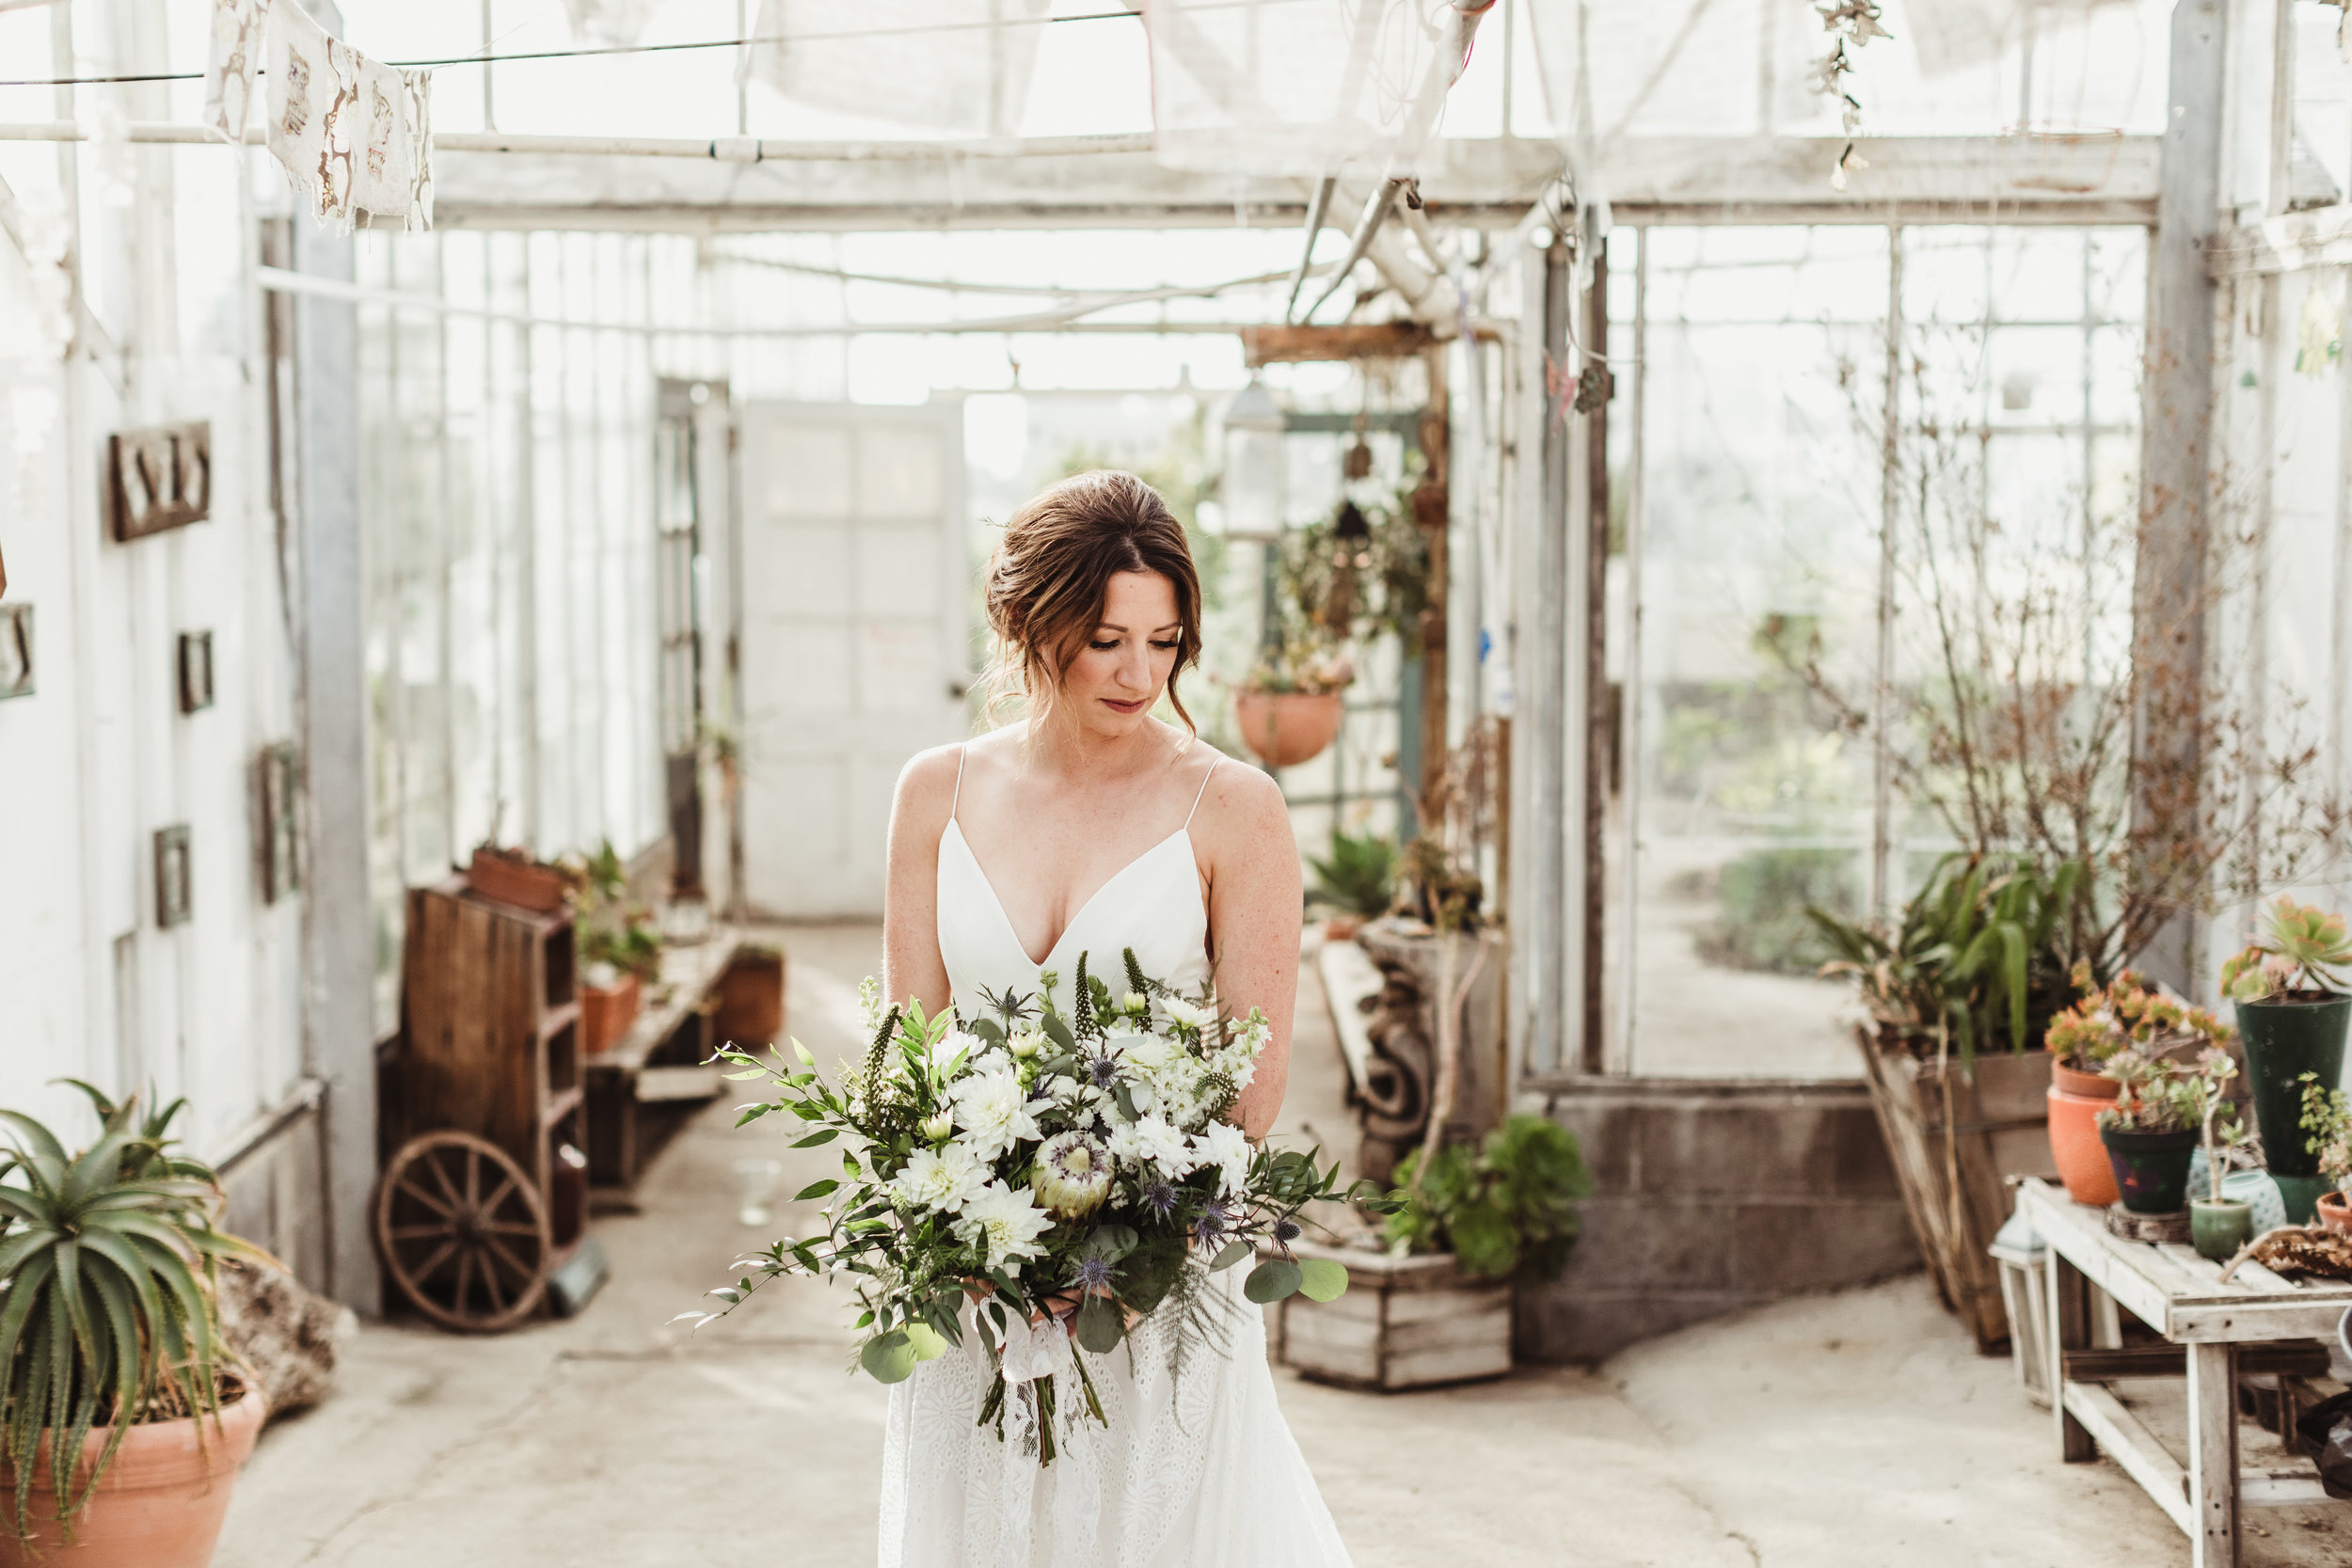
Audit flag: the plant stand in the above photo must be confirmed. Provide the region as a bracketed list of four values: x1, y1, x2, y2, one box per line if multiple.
[1268, 1241, 1511, 1391]
[1855, 1027, 2058, 1352]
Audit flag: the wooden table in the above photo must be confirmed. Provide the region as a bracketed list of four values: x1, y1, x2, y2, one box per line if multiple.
[2018, 1179, 2352, 1566]
[582, 930, 747, 1192]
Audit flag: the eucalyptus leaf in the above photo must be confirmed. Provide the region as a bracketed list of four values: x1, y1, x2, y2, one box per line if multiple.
[1074, 1294, 1125, 1354]
[1296, 1257, 1349, 1302]
[1209, 1241, 1253, 1272]
[1243, 1259, 1303, 1304]
[860, 1330, 918, 1384]
[904, 1323, 951, 1363]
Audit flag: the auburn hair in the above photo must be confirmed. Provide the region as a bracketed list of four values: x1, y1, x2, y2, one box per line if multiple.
[981, 470, 1203, 735]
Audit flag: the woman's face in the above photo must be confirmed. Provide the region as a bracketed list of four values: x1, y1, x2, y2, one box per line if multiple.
[1057, 569, 1182, 737]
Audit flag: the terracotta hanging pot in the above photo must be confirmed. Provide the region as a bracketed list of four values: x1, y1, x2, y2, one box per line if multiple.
[1233, 689, 1344, 768]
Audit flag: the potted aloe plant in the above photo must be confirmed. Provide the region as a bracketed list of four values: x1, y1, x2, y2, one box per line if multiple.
[2096, 1052, 2203, 1214]
[1, 1085, 265, 1566]
[2042, 966, 2234, 1208]
[2219, 897, 2352, 1223]
[1307, 829, 1396, 941]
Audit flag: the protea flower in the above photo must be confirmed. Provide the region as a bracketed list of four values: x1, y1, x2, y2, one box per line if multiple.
[1031, 1130, 1113, 1219]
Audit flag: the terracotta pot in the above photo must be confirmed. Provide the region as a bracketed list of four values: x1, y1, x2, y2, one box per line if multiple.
[0, 1386, 265, 1568]
[2047, 1056, 2120, 1101]
[1232, 689, 1344, 768]
[580, 972, 642, 1054]
[1322, 915, 1363, 942]
[2318, 1189, 2352, 1237]
[714, 949, 786, 1047]
[468, 847, 569, 914]
[2045, 1085, 2121, 1207]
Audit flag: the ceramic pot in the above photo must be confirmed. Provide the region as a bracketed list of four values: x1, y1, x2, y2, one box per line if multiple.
[2234, 994, 2352, 1178]
[0, 1386, 264, 1568]
[2048, 1056, 2120, 1100]
[2189, 1198, 2255, 1262]
[2271, 1173, 2335, 1227]
[2045, 1085, 2122, 1207]
[2221, 1168, 2289, 1233]
[2100, 1123, 2199, 1214]
[1232, 689, 1344, 768]
[2317, 1189, 2352, 1237]
[580, 971, 642, 1054]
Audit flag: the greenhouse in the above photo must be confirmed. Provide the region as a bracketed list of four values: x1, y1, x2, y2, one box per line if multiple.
[4, 2, 2352, 1565]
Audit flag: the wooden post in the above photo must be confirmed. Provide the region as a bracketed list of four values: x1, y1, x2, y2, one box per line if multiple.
[1580, 238, 1610, 1074]
[2185, 1341, 2240, 1568]
[2050, 1251, 2096, 1462]
[1417, 345, 1450, 823]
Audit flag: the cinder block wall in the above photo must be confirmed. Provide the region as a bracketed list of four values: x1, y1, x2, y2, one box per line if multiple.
[1517, 1081, 1921, 1362]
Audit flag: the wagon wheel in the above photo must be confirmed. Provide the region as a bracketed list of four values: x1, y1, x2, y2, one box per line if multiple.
[375, 1132, 550, 1333]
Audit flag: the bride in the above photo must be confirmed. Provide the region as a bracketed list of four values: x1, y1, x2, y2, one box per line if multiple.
[877, 470, 1354, 1567]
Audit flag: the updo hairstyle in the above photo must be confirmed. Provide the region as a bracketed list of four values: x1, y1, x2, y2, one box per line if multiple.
[981, 470, 1203, 734]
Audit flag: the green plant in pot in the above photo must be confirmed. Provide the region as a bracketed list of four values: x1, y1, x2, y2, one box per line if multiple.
[2182, 1052, 2256, 1261]
[1, 1085, 267, 1566]
[2219, 897, 2352, 1222]
[2095, 1052, 2203, 1215]
[1384, 1116, 1594, 1282]
[1306, 829, 1396, 937]
[2298, 1073, 2352, 1236]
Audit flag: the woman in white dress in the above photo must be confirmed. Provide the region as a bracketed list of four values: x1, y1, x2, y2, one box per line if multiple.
[877, 470, 1354, 1568]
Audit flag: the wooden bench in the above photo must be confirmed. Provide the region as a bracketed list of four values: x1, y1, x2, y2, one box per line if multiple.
[583, 930, 750, 1194]
[2017, 1178, 2352, 1566]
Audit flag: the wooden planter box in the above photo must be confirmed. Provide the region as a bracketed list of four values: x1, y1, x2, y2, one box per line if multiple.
[467, 847, 570, 914]
[1855, 1029, 2056, 1353]
[1268, 1242, 1512, 1392]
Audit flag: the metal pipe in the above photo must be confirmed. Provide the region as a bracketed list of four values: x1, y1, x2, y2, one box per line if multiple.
[1298, 179, 1403, 323]
[1281, 173, 1338, 323]
[0, 121, 1155, 160]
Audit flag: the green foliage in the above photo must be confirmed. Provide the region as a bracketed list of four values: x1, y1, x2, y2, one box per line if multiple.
[570, 837, 663, 982]
[1279, 491, 1430, 654]
[1692, 847, 1857, 975]
[1, 1085, 262, 1543]
[2299, 1072, 2352, 1185]
[1809, 853, 2105, 1066]
[1307, 830, 1397, 921]
[1383, 1117, 1594, 1282]
[2220, 897, 2352, 1002]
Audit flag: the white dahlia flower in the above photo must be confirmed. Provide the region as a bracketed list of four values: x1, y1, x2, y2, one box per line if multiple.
[1160, 995, 1219, 1032]
[1193, 1120, 1251, 1197]
[893, 1140, 989, 1214]
[955, 1181, 1052, 1272]
[949, 1063, 1042, 1162]
[1107, 1114, 1198, 1179]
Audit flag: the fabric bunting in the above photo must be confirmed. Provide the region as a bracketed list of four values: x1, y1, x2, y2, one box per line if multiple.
[263, 0, 433, 232]
[201, 0, 270, 143]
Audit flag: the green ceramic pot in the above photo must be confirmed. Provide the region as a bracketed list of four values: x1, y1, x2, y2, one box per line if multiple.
[2236, 994, 2352, 1179]
[2100, 1123, 2199, 1214]
[2271, 1173, 2336, 1227]
[2189, 1197, 2254, 1263]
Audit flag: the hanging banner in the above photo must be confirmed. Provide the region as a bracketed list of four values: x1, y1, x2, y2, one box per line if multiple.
[264, 0, 433, 231]
[202, 0, 270, 143]
[738, 0, 1053, 139]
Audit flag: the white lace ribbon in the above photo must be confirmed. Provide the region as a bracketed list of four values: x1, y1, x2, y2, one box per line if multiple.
[996, 1306, 1074, 1385]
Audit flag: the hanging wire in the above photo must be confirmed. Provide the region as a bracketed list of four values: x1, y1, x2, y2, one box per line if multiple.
[0, 6, 1150, 88]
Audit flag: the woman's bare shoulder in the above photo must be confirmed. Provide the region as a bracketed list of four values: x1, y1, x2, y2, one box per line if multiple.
[892, 742, 966, 832]
[1188, 744, 1288, 841]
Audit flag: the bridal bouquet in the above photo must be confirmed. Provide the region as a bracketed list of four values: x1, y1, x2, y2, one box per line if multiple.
[687, 949, 1368, 1461]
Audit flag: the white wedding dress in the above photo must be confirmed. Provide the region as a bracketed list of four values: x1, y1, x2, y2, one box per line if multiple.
[877, 752, 1355, 1568]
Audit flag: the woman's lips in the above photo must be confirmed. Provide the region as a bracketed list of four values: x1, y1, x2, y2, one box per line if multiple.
[1103, 696, 1148, 715]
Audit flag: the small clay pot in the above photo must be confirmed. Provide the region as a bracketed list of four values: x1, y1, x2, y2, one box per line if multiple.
[2190, 1197, 2255, 1262]
[2099, 1122, 2199, 1214]
[2317, 1189, 2352, 1237]
[2046, 1085, 2121, 1207]
[2048, 1056, 2121, 1101]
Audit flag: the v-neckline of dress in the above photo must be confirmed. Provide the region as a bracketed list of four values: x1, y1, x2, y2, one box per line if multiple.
[944, 818, 1196, 972]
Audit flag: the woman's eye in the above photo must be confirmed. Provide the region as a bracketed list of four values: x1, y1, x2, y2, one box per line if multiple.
[1149, 641, 1179, 652]
[1090, 640, 1119, 652]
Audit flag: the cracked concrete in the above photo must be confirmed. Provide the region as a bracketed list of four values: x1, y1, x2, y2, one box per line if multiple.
[214, 925, 2352, 1566]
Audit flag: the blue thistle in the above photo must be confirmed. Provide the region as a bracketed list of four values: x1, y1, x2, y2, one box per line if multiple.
[1074, 1255, 1116, 1291]
[1275, 1217, 1302, 1243]
[1141, 1180, 1179, 1218]
[1191, 1201, 1230, 1247]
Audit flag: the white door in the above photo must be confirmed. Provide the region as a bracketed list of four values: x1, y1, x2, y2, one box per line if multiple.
[737, 401, 967, 918]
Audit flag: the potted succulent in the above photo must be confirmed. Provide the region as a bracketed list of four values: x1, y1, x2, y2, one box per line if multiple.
[1273, 1117, 1590, 1391]
[2298, 1073, 2352, 1236]
[2096, 1052, 2202, 1214]
[1306, 829, 1396, 941]
[1, 1087, 266, 1566]
[2219, 897, 2352, 1222]
[2183, 1052, 2255, 1260]
[2042, 966, 2234, 1208]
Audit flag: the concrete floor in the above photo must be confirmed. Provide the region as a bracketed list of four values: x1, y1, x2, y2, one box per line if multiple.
[215, 925, 2349, 1567]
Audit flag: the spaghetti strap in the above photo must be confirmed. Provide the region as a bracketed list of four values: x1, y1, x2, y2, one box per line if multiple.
[949, 745, 966, 824]
[1183, 756, 1220, 829]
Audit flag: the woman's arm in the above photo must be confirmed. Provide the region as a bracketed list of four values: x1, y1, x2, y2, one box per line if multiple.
[882, 744, 962, 1020]
[1195, 759, 1303, 1141]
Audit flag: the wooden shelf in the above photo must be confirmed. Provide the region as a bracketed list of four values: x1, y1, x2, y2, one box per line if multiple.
[540, 1000, 580, 1038]
[541, 1085, 583, 1129]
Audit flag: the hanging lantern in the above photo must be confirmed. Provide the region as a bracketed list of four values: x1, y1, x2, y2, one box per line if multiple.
[1220, 376, 1286, 542]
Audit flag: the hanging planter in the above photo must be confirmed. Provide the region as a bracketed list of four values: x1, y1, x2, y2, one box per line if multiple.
[1233, 689, 1345, 768]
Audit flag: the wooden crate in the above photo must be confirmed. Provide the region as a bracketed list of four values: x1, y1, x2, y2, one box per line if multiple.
[1856, 1029, 2056, 1353]
[1271, 1242, 1512, 1391]
[393, 878, 585, 1303]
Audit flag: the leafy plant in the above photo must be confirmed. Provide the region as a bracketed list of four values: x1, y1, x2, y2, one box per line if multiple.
[2043, 964, 2234, 1071]
[582, 920, 662, 983]
[1, 1085, 261, 1542]
[2094, 1050, 2201, 1134]
[1692, 847, 1857, 975]
[2299, 1072, 2352, 1186]
[569, 837, 663, 982]
[1279, 491, 1430, 654]
[1811, 852, 2104, 1066]
[2219, 897, 2352, 1003]
[1384, 1117, 1594, 1282]
[1307, 830, 1396, 921]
